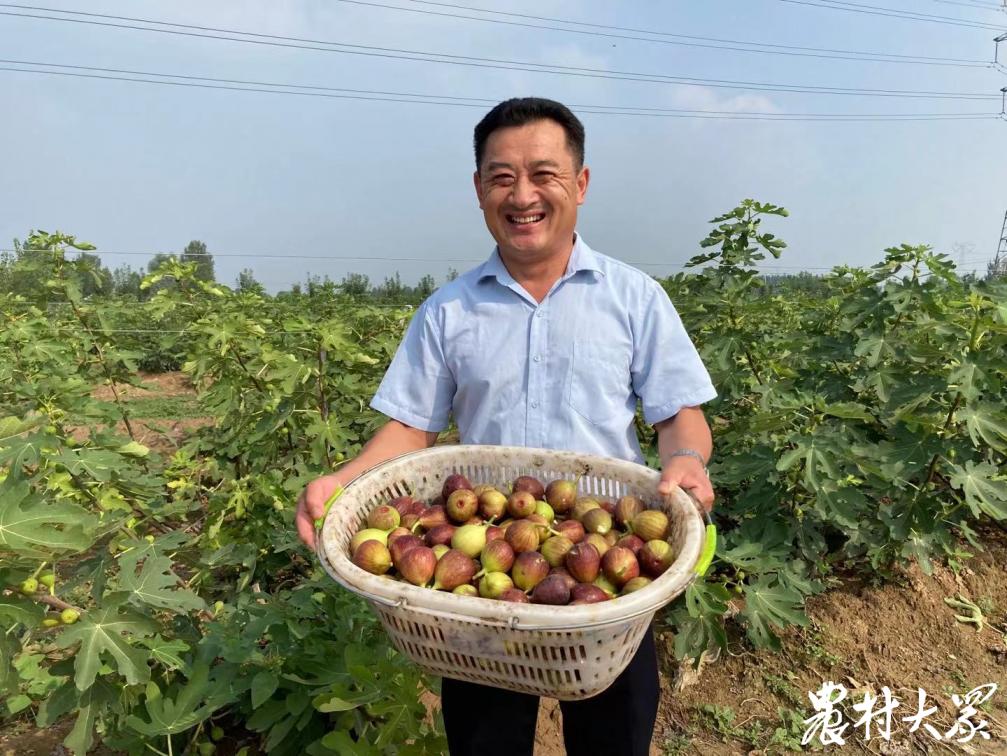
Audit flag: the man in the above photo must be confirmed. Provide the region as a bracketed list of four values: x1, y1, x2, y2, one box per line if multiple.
[296, 97, 717, 755]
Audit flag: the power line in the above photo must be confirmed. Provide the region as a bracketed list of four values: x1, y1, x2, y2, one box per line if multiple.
[2, 61, 1000, 120]
[0, 9, 1000, 101]
[327, 0, 991, 68]
[774, 0, 1007, 31]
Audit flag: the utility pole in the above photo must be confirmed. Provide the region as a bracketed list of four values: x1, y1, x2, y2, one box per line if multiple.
[991, 211, 1007, 280]
[996, 32, 1007, 72]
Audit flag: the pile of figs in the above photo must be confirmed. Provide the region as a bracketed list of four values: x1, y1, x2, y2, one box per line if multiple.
[348, 473, 677, 605]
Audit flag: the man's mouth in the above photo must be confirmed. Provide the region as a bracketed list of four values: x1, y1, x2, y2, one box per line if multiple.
[506, 213, 545, 226]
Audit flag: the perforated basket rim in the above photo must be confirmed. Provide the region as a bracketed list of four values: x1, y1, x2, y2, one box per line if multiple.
[317, 445, 706, 630]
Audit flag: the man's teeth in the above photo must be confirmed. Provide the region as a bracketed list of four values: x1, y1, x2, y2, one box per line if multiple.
[511, 214, 544, 224]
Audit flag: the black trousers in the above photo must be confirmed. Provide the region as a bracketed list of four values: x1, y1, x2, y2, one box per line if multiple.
[441, 627, 659, 756]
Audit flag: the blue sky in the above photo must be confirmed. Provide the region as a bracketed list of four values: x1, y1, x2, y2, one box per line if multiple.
[2, 0, 1005, 290]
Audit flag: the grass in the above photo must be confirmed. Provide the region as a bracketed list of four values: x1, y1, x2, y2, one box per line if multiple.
[122, 395, 201, 419]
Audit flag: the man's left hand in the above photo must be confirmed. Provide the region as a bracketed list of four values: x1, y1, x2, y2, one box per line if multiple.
[657, 455, 714, 512]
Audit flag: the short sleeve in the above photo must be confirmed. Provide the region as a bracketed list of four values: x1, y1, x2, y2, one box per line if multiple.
[631, 283, 717, 425]
[370, 303, 456, 432]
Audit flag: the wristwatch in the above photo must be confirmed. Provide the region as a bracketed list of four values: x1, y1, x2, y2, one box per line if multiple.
[669, 448, 709, 477]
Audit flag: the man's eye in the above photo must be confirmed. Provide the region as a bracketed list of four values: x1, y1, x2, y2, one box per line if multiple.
[535, 172, 555, 180]
[493, 175, 514, 185]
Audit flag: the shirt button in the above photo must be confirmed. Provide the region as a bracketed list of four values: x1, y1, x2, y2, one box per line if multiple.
[530, 401, 539, 409]
[533, 355, 541, 363]
[536, 310, 544, 318]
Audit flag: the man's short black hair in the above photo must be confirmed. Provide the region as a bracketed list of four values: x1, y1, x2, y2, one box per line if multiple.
[473, 97, 585, 170]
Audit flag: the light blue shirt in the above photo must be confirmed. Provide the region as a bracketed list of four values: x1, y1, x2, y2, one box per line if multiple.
[370, 234, 717, 464]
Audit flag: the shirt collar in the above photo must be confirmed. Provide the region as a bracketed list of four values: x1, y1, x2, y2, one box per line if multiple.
[477, 233, 604, 284]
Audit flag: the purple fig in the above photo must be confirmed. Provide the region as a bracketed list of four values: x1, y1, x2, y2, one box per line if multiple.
[418, 505, 448, 531]
[507, 491, 537, 519]
[584, 533, 610, 558]
[352, 540, 391, 575]
[499, 588, 530, 603]
[593, 575, 618, 598]
[512, 551, 549, 592]
[367, 504, 400, 531]
[350, 528, 389, 554]
[640, 540, 676, 577]
[386, 526, 411, 545]
[570, 583, 610, 603]
[389, 495, 416, 517]
[616, 533, 646, 555]
[512, 475, 545, 500]
[632, 510, 670, 542]
[446, 490, 479, 523]
[486, 525, 504, 542]
[390, 534, 424, 567]
[424, 523, 457, 547]
[432, 549, 477, 591]
[442, 473, 472, 500]
[553, 519, 585, 544]
[545, 479, 578, 514]
[564, 543, 600, 584]
[398, 546, 437, 585]
[548, 567, 577, 592]
[401, 513, 420, 531]
[531, 575, 571, 605]
[601, 546, 640, 587]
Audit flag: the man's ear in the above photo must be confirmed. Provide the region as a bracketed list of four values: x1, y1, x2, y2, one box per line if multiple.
[576, 166, 590, 206]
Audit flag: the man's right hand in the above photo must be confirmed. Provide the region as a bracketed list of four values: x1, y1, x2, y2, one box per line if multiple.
[295, 473, 348, 550]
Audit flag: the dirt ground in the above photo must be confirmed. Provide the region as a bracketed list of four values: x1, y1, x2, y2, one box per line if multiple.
[7, 373, 1007, 755]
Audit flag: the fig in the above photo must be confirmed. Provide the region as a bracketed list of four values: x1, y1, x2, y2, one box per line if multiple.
[479, 572, 514, 599]
[59, 608, 80, 624]
[565, 543, 601, 583]
[486, 525, 504, 542]
[505, 520, 541, 553]
[368, 504, 400, 531]
[19, 577, 38, 595]
[534, 500, 555, 523]
[601, 547, 640, 587]
[512, 551, 549, 592]
[571, 498, 601, 522]
[531, 575, 571, 605]
[600, 500, 616, 515]
[451, 523, 489, 557]
[541, 535, 574, 568]
[526, 513, 552, 542]
[603, 531, 619, 547]
[398, 546, 437, 585]
[472, 484, 495, 497]
[401, 513, 420, 531]
[621, 576, 653, 594]
[585, 533, 610, 557]
[350, 528, 389, 554]
[390, 534, 424, 566]
[353, 540, 392, 575]
[432, 549, 477, 590]
[614, 495, 645, 527]
[478, 488, 508, 520]
[453, 584, 478, 597]
[507, 491, 537, 519]
[389, 495, 416, 517]
[499, 588, 530, 603]
[424, 523, 457, 547]
[632, 510, 669, 542]
[446, 490, 479, 523]
[548, 567, 577, 591]
[553, 519, 585, 544]
[512, 475, 545, 500]
[479, 539, 515, 574]
[387, 526, 411, 545]
[616, 533, 646, 555]
[418, 505, 448, 530]
[582, 508, 613, 536]
[569, 584, 609, 603]
[432, 544, 450, 560]
[442, 473, 472, 500]
[39, 573, 56, 589]
[593, 574, 618, 598]
[640, 540, 676, 577]
[545, 479, 578, 514]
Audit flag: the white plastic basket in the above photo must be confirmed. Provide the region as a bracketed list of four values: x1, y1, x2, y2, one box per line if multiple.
[317, 445, 712, 701]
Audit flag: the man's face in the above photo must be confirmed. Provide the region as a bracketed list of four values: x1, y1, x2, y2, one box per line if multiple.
[474, 119, 589, 262]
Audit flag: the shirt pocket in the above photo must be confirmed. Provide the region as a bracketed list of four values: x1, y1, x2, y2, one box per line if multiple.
[565, 338, 632, 426]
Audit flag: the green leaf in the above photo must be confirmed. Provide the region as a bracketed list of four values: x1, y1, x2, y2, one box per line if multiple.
[0, 477, 95, 557]
[958, 403, 1007, 454]
[739, 578, 808, 651]
[142, 635, 190, 671]
[251, 670, 279, 709]
[64, 686, 98, 756]
[117, 554, 205, 613]
[55, 606, 157, 690]
[125, 662, 229, 736]
[117, 441, 150, 458]
[948, 461, 1007, 520]
[0, 595, 45, 627]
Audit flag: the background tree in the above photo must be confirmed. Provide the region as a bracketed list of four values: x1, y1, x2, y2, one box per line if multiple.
[236, 267, 266, 295]
[181, 239, 215, 282]
[339, 272, 370, 299]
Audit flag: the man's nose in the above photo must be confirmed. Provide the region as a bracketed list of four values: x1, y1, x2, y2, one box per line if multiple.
[509, 175, 537, 208]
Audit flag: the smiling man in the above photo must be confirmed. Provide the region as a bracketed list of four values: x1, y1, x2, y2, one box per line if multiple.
[296, 97, 717, 755]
